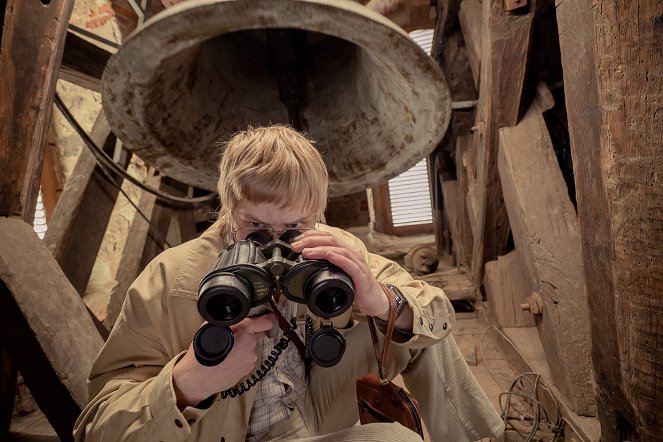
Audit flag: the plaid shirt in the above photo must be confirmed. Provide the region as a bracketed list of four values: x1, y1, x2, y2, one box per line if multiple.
[246, 296, 307, 441]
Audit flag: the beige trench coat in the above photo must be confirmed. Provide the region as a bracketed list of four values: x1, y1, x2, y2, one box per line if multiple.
[74, 222, 492, 441]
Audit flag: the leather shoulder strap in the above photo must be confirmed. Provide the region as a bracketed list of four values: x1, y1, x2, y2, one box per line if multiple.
[367, 283, 397, 382]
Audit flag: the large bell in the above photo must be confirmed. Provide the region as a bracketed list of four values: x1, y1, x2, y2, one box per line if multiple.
[101, 0, 451, 197]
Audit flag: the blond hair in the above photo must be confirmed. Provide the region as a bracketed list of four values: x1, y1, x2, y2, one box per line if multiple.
[216, 125, 328, 235]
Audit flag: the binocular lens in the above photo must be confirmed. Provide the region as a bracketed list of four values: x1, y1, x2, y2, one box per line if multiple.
[307, 270, 354, 318]
[207, 295, 244, 323]
[198, 273, 252, 325]
[316, 287, 349, 315]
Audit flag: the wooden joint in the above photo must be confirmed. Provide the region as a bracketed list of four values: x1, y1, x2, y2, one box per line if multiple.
[520, 292, 543, 315]
[470, 121, 485, 134]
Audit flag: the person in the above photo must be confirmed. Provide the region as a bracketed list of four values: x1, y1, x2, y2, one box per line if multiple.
[74, 125, 504, 441]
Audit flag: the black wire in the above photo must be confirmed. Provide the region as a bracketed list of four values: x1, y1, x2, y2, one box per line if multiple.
[220, 317, 308, 399]
[53, 94, 219, 208]
[67, 24, 121, 49]
[53, 95, 179, 250]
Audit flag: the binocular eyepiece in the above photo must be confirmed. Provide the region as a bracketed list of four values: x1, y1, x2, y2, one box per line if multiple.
[193, 230, 354, 367]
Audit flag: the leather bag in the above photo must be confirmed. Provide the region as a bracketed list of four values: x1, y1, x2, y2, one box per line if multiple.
[356, 284, 424, 438]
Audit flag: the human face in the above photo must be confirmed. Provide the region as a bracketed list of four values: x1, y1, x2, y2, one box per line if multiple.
[231, 201, 316, 242]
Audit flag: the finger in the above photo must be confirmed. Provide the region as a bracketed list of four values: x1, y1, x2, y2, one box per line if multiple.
[234, 313, 276, 334]
[291, 233, 342, 252]
[302, 246, 368, 273]
[306, 248, 372, 288]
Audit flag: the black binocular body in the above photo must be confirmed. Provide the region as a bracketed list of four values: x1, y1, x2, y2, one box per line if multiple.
[193, 230, 355, 368]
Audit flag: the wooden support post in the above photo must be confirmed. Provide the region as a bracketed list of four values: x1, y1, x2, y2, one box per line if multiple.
[498, 86, 595, 415]
[0, 0, 75, 436]
[450, 135, 475, 268]
[105, 172, 161, 329]
[0, 347, 17, 434]
[557, 0, 663, 438]
[431, 145, 453, 260]
[43, 112, 119, 297]
[469, 0, 535, 287]
[504, 0, 527, 11]
[0, 219, 103, 441]
[458, 0, 482, 89]
[0, 0, 74, 219]
[483, 250, 534, 328]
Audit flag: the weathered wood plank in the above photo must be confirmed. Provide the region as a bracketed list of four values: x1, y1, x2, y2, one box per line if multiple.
[458, 0, 482, 88]
[0, 218, 103, 441]
[558, 0, 663, 438]
[469, 0, 535, 286]
[483, 250, 534, 328]
[497, 88, 595, 415]
[0, 0, 74, 433]
[60, 31, 112, 92]
[418, 269, 475, 302]
[105, 173, 160, 329]
[0, 0, 74, 219]
[43, 112, 118, 296]
[452, 134, 475, 267]
[0, 347, 16, 433]
[440, 179, 471, 266]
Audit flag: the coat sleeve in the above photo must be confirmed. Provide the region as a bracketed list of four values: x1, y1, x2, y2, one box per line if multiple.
[73, 255, 217, 442]
[325, 226, 455, 349]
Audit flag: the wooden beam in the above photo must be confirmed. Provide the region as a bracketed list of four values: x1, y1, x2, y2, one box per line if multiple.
[451, 134, 475, 268]
[105, 173, 161, 329]
[0, 347, 16, 434]
[0, 0, 74, 219]
[483, 250, 534, 328]
[0, 218, 103, 441]
[497, 87, 595, 415]
[0, 0, 74, 433]
[458, 0, 482, 88]
[60, 31, 112, 92]
[43, 113, 120, 297]
[469, 0, 535, 286]
[557, 0, 663, 438]
[440, 179, 470, 266]
[504, 0, 527, 11]
[418, 269, 475, 302]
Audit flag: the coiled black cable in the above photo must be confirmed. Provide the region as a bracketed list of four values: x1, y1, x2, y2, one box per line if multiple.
[220, 317, 311, 399]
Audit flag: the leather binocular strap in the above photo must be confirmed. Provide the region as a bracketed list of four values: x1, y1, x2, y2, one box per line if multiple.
[368, 283, 398, 382]
[268, 295, 308, 364]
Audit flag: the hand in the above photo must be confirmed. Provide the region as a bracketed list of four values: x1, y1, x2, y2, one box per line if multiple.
[290, 230, 390, 318]
[172, 313, 276, 408]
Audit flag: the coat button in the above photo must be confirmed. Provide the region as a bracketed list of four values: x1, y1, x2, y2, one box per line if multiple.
[429, 324, 433, 331]
[443, 322, 447, 330]
[175, 419, 183, 428]
[419, 317, 423, 325]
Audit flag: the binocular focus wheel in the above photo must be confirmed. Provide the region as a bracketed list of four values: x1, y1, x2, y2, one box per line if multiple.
[193, 323, 234, 366]
[308, 327, 346, 368]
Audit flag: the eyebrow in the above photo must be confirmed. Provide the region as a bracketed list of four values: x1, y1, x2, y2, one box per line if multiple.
[241, 214, 307, 225]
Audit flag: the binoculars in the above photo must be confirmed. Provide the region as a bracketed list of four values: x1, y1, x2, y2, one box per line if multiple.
[193, 229, 355, 367]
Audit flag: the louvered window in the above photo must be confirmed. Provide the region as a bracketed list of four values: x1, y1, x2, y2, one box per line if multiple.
[387, 158, 433, 227]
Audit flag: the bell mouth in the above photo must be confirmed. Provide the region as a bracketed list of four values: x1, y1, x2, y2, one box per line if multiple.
[101, 0, 451, 197]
